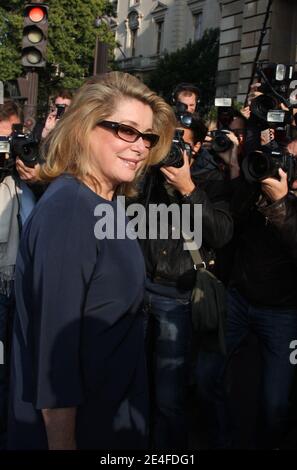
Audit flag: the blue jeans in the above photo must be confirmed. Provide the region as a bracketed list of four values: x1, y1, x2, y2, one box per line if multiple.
[198, 289, 297, 448]
[0, 291, 15, 448]
[224, 288, 297, 448]
[144, 290, 192, 449]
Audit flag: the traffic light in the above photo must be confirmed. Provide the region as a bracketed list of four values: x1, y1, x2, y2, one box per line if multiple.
[21, 3, 49, 68]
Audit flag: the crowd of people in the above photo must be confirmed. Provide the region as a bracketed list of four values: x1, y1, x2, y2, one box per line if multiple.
[1, 69, 297, 450]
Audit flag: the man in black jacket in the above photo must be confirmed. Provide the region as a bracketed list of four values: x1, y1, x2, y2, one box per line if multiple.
[222, 163, 297, 449]
[139, 116, 233, 449]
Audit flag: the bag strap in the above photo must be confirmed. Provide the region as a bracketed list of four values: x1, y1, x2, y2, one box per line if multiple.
[181, 231, 206, 270]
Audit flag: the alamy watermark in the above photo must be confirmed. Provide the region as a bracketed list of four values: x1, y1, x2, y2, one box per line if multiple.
[94, 196, 202, 250]
[289, 340, 297, 365]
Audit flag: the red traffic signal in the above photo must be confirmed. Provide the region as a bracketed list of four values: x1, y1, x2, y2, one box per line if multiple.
[28, 6, 46, 22]
[21, 3, 49, 68]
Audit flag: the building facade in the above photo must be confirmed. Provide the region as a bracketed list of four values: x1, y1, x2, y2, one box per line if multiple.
[112, 0, 221, 76]
[111, 1, 297, 104]
[216, 0, 297, 103]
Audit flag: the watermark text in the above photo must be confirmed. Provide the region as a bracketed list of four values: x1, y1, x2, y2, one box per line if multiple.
[94, 196, 202, 250]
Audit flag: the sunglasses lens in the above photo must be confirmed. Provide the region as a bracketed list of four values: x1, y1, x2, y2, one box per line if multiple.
[106, 122, 159, 149]
[143, 134, 159, 149]
[118, 125, 138, 142]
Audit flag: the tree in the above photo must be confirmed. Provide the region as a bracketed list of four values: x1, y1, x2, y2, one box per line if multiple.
[146, 29, 220, 114]
[0, 2, 23, 82]
[43, 0, 115, 89]
[0, 0, 116, 98]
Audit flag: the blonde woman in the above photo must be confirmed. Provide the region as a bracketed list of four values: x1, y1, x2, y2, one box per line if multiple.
[8, 72, 175, 450]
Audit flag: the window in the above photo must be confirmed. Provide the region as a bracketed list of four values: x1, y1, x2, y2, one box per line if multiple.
[131, 29, 137, 57]
[128, 10, 139, 57]
[156, 21, 164, 55]
[111, 0, 118, 14]
[193, 12, 203, 41]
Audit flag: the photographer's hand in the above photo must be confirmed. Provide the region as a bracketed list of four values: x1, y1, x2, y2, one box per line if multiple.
[247, 82, 263, 105]
[260, 128, 275, 146]
[160, 150, 195, 196]
[217, 131, 240, 179]
[41, 111, 57, 139]
[16, 158, 41, 183]
[240, 106, 251, 120]
[261, 168, 288, 202]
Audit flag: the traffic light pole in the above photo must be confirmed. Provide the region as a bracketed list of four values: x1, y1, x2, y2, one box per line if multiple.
[93, 16, 110, 75]
[21, 70, 39, 130]
[93, 39, 109, 75]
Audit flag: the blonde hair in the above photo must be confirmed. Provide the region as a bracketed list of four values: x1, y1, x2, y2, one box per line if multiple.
[40, 72, 176, 196]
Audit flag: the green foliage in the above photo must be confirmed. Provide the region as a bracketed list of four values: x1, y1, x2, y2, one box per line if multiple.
[44, 0, 115, 89]
[0, 4, 23, 82]
[0, 0, 116, 105]
[146, 29, 220, 114]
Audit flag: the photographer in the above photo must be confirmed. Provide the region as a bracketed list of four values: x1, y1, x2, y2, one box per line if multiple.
[33, 89, 73, 142]
[172, 82, 200, 114]
[213, 70, 297, 447]
[138, 114, 233, 449]
[0, 100, 36, 448]
[221, 165, 297, 449]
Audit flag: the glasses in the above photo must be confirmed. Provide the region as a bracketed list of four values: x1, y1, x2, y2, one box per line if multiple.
[97, 120, 160, 149]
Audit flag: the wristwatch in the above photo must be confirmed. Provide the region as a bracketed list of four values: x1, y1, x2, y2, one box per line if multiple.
[181, 188, 196, 202]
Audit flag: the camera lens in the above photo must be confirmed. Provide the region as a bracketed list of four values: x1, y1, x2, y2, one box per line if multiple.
[179, 113, 192, 128]
[211, 131, 233, 153]
[161, 143, 184, 168]
[248, 152, 271, 180]
[242, 149, 284, 183]
[250, 95, 279, 126]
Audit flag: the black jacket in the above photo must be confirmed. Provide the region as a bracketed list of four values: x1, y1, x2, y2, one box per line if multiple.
[138, 161, 234, 291]
[230, 178, 297, 308]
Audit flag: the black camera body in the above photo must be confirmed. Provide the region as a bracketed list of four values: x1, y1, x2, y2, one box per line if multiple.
[215, 98, 234, 128]
[257, 63, 294, 96]
[250, 63, 296, 129]
[156, 129, 192, 168]
[242, 146, 297, 187]
[210, 129, 233, 153]
[0, 128, 39, 174]
[11, 131, 40, 167]
[56, 103, 66, 119]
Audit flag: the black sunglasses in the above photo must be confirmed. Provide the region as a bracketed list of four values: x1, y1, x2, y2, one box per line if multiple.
[97, 120, 160, 149]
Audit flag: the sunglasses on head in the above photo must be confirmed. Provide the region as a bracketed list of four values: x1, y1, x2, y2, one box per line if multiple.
[97, 120, 160, 149]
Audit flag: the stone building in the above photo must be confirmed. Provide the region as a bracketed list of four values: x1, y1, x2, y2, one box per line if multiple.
[111, 0, 297, 104]
[217, 0, 297, 103]
[112, 0, 221, 76]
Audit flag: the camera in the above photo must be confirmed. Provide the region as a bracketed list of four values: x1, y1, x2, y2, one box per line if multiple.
[250, 95, 291, 129]
[257, 63, 294, 96]
[250, 63, 297, 129]
[210, 129, 233, 153]
[0, 126, 39, 173]
[56, 104, 66, 119]
[241, 146, 297, 187]
[174, 101, 193, 128]
[215, 98, 235, 128]
[156, 129, 193, 168]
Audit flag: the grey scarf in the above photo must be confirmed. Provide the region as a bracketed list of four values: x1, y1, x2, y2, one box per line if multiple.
[0, 176, 20, 296]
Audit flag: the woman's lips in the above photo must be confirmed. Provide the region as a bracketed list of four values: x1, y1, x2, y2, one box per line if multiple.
[119, 157, 144, 170]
